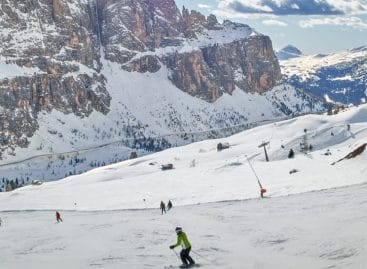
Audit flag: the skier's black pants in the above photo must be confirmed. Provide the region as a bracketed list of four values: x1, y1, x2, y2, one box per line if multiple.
[180, 247, 195, 265]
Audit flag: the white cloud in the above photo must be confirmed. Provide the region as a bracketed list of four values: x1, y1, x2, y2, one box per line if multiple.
[198, 4, 212, 10]
[218, 0, 274, 13]
[299, 16, 367, 29]
[213, 8, 277, 20]
[216, 0, 367, 16]
[262, 19, 288, 26]
[325, 0, 367, 15]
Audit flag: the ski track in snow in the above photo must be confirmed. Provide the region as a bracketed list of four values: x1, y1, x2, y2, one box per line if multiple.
[0, 183, 367, 269]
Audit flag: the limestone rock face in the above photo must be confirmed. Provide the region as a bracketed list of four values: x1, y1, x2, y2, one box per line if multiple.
[163, 35, 281, 101]
[102, 0, 281, 100]
[0, 0, 110, 155]
[0, 0, 281, 157]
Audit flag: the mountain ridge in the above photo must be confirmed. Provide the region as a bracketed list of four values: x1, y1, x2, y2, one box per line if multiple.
[276, 44, 303, 60]
[280, 46, 367, 105]
[0, 0, 325, 190]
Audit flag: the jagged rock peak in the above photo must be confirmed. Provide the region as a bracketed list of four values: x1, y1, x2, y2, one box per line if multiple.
[103, 0, 281, 100]
[0, 0, 283, 158]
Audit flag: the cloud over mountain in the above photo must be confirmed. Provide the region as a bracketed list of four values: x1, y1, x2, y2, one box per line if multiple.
[299, 16, 367, 29]
[218, 0, 367, 16]
[262, 19, 287, 26]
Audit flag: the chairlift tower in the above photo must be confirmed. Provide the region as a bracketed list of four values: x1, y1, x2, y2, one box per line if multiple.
[258, 141, 270, 162]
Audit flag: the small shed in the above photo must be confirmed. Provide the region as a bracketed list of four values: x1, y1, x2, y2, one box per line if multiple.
[161, 164, 174, 171]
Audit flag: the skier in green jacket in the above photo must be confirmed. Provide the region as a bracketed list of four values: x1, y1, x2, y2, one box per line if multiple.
[170, 227, 195, 267]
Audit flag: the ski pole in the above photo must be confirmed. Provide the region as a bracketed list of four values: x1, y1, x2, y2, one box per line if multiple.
[172, 249, 180, 259]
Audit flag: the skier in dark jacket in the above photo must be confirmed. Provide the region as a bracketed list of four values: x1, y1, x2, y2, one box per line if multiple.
[56, 211, 63, 222]
[160, 201, 166, 214]
[170, 227, 195, 267]
[167, 200, 173, 211]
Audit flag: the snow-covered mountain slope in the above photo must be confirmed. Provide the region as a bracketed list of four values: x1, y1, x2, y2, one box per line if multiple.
[0, 59, 324, 192]
[276, 44, 303, 61]
[1, 183, 366, 269]
[0, 0, 325, 191]
[280, 46, 367, 104]
[1, 104, 365, 211]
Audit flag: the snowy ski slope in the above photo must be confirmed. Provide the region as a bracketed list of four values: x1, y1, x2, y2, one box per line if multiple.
[0, 182, 366, 269]
[0, 104, 366, 211]
[0, 105, 366, 269]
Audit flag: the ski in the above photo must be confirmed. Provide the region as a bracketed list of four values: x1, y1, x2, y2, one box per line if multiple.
[164, 264, 200, 269]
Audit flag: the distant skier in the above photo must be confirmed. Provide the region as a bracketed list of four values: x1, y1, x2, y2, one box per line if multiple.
[167, 200, 173, 211]
[160, 201, 166, 214]
[0, 217, 2, 226]
[56, 211, 63, 223]
[170, 227, 195, 268]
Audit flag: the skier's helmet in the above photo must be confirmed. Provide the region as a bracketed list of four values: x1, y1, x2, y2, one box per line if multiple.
[175, 227, 182, 234]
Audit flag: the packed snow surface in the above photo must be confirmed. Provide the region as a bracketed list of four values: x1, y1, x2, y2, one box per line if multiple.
[0, 183, 366, 269]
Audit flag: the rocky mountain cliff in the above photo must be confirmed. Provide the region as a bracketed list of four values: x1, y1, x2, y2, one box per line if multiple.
[100, 0, 281, 100]
[0, 0, 325, 190]
[0, 0, 110, 154]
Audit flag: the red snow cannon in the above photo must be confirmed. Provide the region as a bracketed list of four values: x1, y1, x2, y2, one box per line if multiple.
[260, 188, 267, 198]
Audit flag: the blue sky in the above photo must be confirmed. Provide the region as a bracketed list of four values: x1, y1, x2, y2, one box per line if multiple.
[175, 0, 367, 54]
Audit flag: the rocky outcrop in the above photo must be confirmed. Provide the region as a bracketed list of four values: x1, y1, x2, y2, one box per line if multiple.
[104, 0, 281, 100]
[100, 0, 184, 60]
[0, 0, 281, 158]
[0, 0, 111, 157]
[162, 35, 281, 101]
